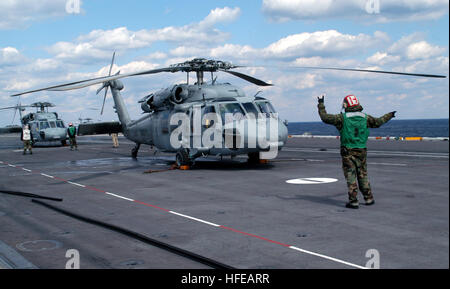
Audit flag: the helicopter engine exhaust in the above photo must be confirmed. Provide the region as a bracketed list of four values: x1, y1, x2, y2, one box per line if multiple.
[140, 85, 189, 112]
[172, 85, 188, 104]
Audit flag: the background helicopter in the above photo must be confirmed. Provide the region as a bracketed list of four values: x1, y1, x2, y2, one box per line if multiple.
[0, 102, 68, 146]
[10, 57, 446, 166]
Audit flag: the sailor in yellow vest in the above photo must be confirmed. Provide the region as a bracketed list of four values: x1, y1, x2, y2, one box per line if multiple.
[21, 124, 33, 155]
[317, 94, 396, 209]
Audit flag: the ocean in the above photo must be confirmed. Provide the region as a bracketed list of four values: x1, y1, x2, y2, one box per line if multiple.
[287, 119, 449, 138]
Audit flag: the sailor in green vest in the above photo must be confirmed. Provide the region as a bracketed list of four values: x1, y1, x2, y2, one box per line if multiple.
[317, 94, 396, 209]
[67, 122, 78, 151]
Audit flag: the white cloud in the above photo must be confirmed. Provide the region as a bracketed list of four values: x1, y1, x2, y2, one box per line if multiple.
[262, 30, 387, 58]
[262, 0, 449, 22]
[366, 52, 401, 65]
[46, 7, 240, 63]
[1, 47, 26, 66]
[198, 7, 241, 27]
[166, 30, 389, 62]
[406, 41, 446, 60]
[0, 0, 78, 30]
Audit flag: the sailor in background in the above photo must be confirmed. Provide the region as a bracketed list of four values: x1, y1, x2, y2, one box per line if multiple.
[67, 123, 78, 151]
[21, 125, 33, 155]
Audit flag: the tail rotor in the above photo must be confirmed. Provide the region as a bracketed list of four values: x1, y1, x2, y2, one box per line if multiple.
[97, 52, 118, 115]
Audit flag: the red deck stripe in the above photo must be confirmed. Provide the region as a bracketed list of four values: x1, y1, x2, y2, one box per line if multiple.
[219, 225, 291, 247]
[133, 200, 170, 212]
[85, 185, 106, 193]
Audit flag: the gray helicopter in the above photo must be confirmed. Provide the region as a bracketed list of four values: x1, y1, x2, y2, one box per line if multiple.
[11, 57, 446, 166]
[0, 102, 68, 146]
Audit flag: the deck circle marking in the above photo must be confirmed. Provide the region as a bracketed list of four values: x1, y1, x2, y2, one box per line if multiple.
[16, 240, 62, 252]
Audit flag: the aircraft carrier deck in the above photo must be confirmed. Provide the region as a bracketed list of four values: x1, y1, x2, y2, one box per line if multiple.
[0, 134, 448, 269]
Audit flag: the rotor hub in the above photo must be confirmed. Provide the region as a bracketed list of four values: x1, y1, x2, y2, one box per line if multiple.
[169, 58, 236, 73]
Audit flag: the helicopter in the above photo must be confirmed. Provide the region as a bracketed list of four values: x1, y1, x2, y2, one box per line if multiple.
[10, 56, 446, 166]
[0, 102, 68, 146]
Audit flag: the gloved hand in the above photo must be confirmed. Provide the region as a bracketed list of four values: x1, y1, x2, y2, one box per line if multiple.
[391, 111, 397, 117]
[317, 94, 325, 104]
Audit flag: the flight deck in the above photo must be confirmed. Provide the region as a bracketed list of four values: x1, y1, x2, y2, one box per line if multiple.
[0, 134, 448, 269]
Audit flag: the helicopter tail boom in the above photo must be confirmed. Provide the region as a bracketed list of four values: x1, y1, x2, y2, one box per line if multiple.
[108, 80, 131, 131]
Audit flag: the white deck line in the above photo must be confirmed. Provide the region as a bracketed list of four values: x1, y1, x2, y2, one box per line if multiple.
[289, 246, 367, 269]
[169, 211, 221, 227]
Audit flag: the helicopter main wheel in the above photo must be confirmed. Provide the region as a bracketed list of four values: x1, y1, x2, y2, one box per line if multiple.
[175, 149, 191, 167]
[61, 140, 67, 146]
[247, 152, 260, 164]
[131, 143, 140, 158]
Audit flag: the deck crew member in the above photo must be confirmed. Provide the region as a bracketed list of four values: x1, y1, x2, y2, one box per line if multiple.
[67, 123, 78, 151]
[317, 94, 396, 209]
[21, 125, 33, 155]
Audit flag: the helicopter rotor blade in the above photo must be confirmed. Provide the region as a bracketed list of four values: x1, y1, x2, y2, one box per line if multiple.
[11, 106, 18, 124]
[100, 86, 108, 115]
[108, 52, 116, 76]
[219, 69, 273, 86]
[0, 106, 22, 111]
[293, 66, 447, 78]
[10, 67, 175, 96]
[96, 82, 107, 95]
[100, 52, 116, 115]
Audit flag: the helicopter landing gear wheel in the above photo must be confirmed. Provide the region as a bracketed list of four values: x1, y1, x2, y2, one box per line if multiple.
[61, 140, 67, 146]
[247, 152, 260, 164]
[175, 149, 191, 167]
[131, 143, 140, 159]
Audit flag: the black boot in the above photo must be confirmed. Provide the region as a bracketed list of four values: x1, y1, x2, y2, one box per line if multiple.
[345, 201, 359, 209]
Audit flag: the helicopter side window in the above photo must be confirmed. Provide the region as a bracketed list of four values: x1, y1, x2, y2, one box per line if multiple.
[40, 122, 50, 129]
[49, 121, 56, 128]
[242, 102, 259, 118]
[56, 121, 65, 128]
[219, 103, 245, 124]
[203, 106, 217, 128]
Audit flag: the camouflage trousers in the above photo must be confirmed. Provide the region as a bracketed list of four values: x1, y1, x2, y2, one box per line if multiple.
[69, 137, 77, 149]
[340, 147, 373, 202]
[23, 140, 32, 153]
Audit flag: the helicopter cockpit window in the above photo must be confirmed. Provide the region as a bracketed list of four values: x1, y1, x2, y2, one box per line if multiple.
[219, 103, 245, 124]
[56, 121, 65, 128]
[256, 101, 277, 118]
[40, 122, 50, 130]
[49, 121, 56, 128]
[242, 102, 259, 118]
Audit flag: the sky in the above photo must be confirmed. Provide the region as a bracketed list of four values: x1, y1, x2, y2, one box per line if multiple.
[0, 0, 448, 126]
